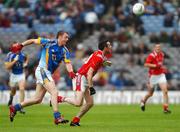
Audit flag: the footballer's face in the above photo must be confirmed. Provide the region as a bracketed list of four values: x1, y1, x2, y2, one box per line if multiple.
[154, 44, 161, 53]
[104, 41, 112, 58]
[106, 41, 112, 53]
[58, 33, 69, 46]
[15, 51, 20, 54]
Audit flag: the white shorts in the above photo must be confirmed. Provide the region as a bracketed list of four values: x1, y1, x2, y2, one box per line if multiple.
[35, 67, 54, 85]
[149, 73, 167, 85]
[72, 74, 88, 92]
[9, 73, 25, 87]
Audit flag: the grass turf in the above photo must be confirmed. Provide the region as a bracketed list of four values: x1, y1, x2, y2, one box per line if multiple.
[0, 104, 180, 132]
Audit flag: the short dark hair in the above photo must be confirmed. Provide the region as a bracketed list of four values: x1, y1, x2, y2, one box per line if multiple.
[56, 31, 68, 39]
[98, 40, 110, 50]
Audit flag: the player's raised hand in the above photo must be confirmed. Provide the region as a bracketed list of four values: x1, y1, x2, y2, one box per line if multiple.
[103, 60, 112, 67]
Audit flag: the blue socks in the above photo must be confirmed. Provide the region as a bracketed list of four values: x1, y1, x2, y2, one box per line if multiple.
[14, 104, 22, 111]
[53, 112, 61, 119]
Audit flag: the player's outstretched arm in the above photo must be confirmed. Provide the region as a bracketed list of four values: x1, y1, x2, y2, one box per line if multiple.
[65, 63, 76, 79]
[87, 67, 96, 95]
[9, 39, 39, 55]
[65, 63, 73, 73]
[21, 39, 39, 47]
[87, 67, 94, 88]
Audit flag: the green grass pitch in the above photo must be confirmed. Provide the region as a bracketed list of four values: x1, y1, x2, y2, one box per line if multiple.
[0, 104, 180, 132]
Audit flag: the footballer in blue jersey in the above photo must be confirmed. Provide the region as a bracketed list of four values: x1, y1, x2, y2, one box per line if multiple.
[5, 52, 27, 74]
[4, 47, 29, 114]
[37, 38, 71, 73]
[9, 31, 76, 125]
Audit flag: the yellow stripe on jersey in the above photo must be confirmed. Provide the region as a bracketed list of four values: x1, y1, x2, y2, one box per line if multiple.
[64, 58, 71, 63]
[64, 53, 71, 63]
[45, 48, 49, 68]
[37, 37, 41, 45]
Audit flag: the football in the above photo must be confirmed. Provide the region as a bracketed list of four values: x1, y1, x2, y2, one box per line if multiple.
[132, 3, 145, 15]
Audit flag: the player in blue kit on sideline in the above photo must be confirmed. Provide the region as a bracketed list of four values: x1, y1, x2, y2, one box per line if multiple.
[5, 43, 29, 114]
[9, 31, 76, 125]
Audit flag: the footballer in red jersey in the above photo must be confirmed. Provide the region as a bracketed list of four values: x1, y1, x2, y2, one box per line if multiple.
[56, 40, 112, 126]
[140, 44, 171, 114]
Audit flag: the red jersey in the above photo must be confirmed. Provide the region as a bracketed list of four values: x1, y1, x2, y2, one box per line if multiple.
[78, 50, 106, 77]
[145, 51, 165, 75]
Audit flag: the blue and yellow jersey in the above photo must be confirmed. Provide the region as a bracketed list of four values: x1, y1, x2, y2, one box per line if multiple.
[37, 37, 71, 74]
[5, 52, 27, 74]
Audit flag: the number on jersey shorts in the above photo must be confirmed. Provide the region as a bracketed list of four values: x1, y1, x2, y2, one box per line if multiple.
[35, 67, 54, 85]
[72, 73, 88, 92]
[9, 73, 25, 87]
[149, 73, 167, 85]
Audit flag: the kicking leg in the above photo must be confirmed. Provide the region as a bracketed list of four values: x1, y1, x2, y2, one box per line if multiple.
[63, 91, 84, 107]
[8, 87, 16, 106]
[141, 83, 154, 111]
[43, 81, 69, 124]
[70, 88, 94, 126]
[18, 80, 26, 114]
[9, 84, 46, 122]
[76, 88, 94, 118]
[21, 84, 46, 107]
[18, 80, 26, 103]
[62, 75, 84, 107]
[43, 81, 59, 112]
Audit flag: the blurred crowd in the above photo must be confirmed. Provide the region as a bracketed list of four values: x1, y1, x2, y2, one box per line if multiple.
[0, 0, 180, 91]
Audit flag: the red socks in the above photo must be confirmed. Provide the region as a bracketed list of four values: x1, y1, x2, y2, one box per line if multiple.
[57, 96, 64, 103]
[72, 116, 80, 123]
[163, 104, 168, 111]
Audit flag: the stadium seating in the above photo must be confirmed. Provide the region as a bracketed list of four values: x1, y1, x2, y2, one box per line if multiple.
[0, 0, 179, 90]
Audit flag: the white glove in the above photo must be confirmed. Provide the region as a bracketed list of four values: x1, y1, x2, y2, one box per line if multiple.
[14, 55, 19, 61]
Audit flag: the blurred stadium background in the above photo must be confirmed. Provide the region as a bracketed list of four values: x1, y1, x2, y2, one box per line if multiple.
[0, 0, 180, 105]
[1, 1, 180, 132]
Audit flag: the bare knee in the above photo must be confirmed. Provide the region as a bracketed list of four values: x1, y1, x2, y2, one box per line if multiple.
[19, 89, 25, 92]
[74, 100, 83, 107]
[11, 90, 16, 96]
[163, 90, 168, 95]
[10, 88, 16, 95]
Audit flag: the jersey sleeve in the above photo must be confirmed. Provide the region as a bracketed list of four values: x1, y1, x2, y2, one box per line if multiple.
[4, 53, 13, 62]
[37, 37, 54, 46]
[63, 47, 71, 63]
[145, 54, 154, 63]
